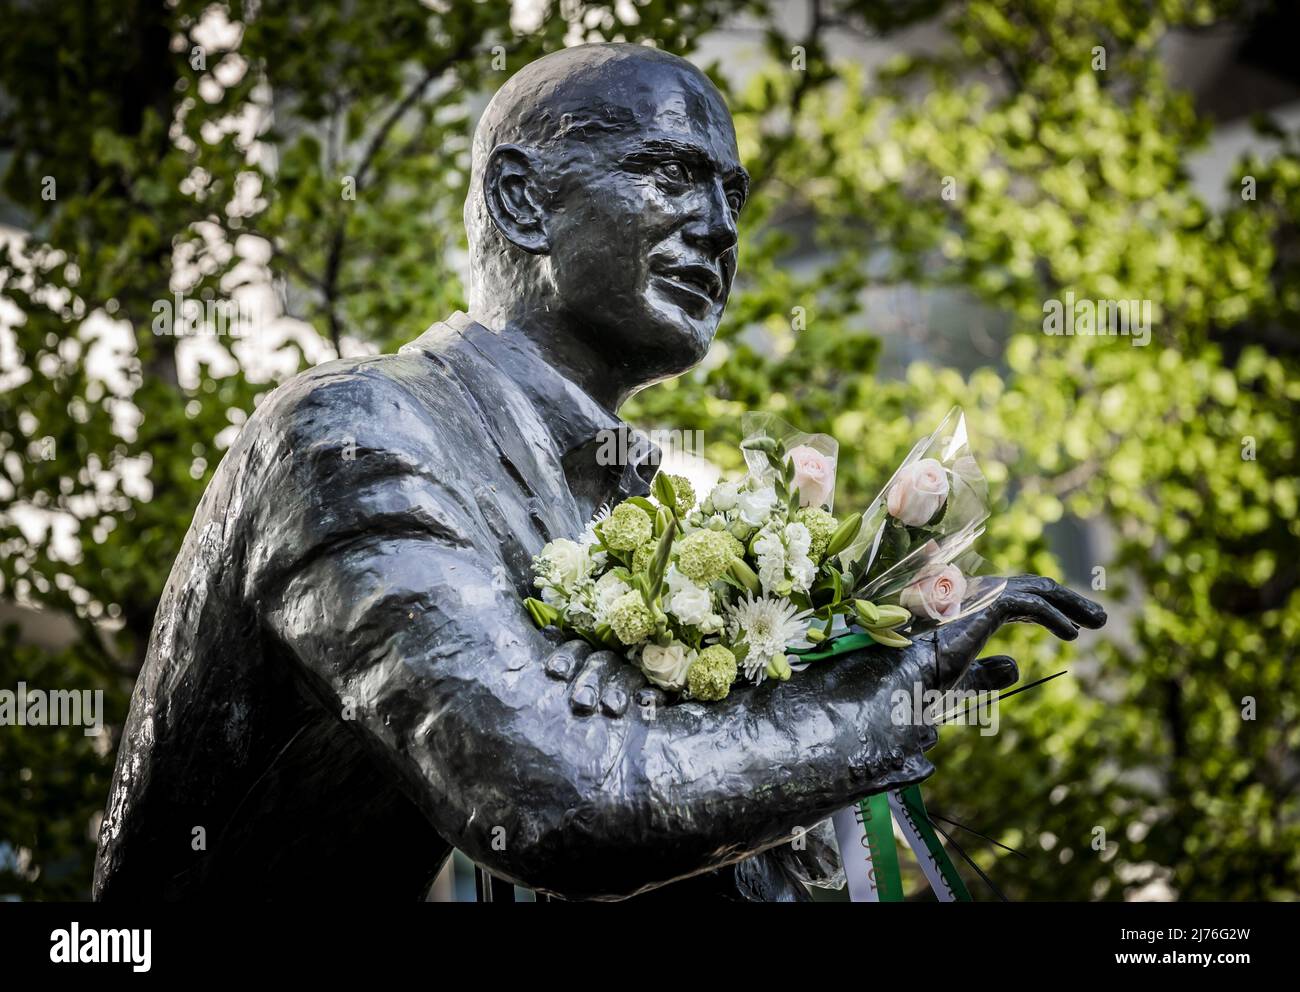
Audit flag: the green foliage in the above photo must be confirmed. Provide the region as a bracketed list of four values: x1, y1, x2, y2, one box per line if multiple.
[2, 0, 1297, 900]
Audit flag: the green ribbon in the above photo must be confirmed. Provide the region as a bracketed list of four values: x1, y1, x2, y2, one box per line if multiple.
[790, 631, 875, 662]
[860, 792, 904, 901]
[892, 785, 972, 902]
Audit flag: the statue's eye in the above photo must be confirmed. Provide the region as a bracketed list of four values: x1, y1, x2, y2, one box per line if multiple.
[657, 160, 689, 184]
[726, 190, 744, 213]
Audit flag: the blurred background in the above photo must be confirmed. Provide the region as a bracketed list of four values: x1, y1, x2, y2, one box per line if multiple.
[1, 0, 1297, 901]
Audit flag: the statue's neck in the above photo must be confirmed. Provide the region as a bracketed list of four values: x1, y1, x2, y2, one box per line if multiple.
[467, 308, 635, 413]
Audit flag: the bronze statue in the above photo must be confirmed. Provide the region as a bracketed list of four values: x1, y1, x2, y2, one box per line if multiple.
[94, 43, 1104, 901]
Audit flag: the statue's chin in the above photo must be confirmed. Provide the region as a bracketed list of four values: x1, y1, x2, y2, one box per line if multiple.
[623, 315, 715, 384]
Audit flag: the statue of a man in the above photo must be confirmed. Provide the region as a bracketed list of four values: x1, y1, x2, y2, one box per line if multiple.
[94, 43, 1104, 901]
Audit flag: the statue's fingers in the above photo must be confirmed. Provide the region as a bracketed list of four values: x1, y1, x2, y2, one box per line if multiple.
[955, 655, 1019, 693]
[599, 663, 646, 717]
[1036, 581, 1107, 629]
[567, 649, 622, 714]
[998, 591, 1079, 641]
[544, 640, 594, 682]
[1006, 575, 1106, 628]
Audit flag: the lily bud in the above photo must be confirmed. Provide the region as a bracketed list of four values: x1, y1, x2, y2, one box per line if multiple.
[866, 626, 912, 648]
[873, 604, 912, 628]
[729, 558, 761, 595]
[823, 511, 863, 560]
[853, 599, 881, 625]
[765, 655, 793, 681]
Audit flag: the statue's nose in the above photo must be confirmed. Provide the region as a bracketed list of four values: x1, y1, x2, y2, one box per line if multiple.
[683, 177, 738, 258]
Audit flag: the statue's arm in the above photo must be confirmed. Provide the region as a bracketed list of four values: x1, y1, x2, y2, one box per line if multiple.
[244, 370, 1103, 898]
[260, 529, 942, 899]
[239, 370, 942, 897]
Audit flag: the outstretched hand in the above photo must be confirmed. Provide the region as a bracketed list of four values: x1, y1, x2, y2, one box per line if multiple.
[925, 574, 1106, 693]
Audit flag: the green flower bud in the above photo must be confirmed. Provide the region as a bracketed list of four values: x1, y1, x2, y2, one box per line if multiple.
[873, 604, 912, 628]
[824, 511, 863, 560]
[687, 645, 738, 701]
[729, 520, 755, 543]
[865, 626, 912, 648]
[608, 591, 655, 644]
[677, 529, 736, 583]
[729, 557, 761, 595]
[604, 502, 653, 551]
[765, 655, 793, 681]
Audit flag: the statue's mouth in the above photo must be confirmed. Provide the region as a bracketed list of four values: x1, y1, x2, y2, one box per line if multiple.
[651, 263, 724, 317]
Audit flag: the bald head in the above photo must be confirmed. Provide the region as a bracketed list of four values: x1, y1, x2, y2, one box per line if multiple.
[464, 44, 746, 397]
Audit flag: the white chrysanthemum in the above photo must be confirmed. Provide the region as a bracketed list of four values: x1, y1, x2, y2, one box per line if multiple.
[737, 484, 779, 527]
[579, 504, 613, 565]
[727, 593, 813, 683]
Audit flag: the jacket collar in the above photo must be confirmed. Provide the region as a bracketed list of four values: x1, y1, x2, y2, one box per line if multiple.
[404, 312, 658, 517]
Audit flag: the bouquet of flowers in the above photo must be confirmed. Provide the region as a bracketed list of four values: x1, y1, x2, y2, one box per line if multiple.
[524, 407, 1005, 702]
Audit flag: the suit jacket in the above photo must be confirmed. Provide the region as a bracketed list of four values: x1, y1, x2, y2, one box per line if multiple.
[94, 312, 936, 901]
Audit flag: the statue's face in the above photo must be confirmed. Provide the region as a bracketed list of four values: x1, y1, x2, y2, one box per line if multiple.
[542, 66, 748, 380]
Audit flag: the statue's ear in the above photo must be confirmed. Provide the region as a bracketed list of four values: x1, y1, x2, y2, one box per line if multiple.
[484, 144, 550, 254]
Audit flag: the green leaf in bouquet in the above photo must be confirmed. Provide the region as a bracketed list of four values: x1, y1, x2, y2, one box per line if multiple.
[741, 435, 778, 455]
[786, 486, 800, 517]
[593, 623, 620, 650]
[627, 496, 658, 517]
[524, 597, 561, 629]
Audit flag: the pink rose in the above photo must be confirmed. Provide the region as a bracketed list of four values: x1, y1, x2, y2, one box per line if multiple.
[886, 458, 949, 526]
[900, 563, 968, 622]
[786, 445, 835, 508]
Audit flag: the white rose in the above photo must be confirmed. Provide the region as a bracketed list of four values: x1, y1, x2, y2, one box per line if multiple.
[786, 445, 836, 508]
[886, 458, 950, 527]
[667, 581, 714, 627]
[710, 480, 741, 511]
[539, 538, 592, 589]
[738, 485, 779, 527]
[640, 641, 696, 691]
[899, 563, 968, 622]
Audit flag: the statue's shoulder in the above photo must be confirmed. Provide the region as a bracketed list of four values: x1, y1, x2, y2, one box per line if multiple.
[242, 344, 472, 461]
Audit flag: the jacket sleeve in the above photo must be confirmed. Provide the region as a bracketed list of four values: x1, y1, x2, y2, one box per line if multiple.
[242, 364, 937, 899]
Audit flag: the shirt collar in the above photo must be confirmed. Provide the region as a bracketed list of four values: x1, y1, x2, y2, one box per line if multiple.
[409, 312, 659, 513]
